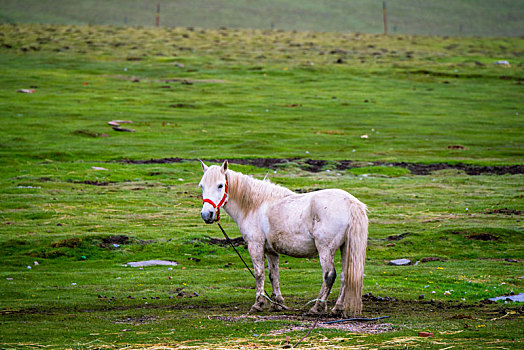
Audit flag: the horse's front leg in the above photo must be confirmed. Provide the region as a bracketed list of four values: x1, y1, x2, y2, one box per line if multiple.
[266, 251, 286, 311]
[248, 242, 267, 313]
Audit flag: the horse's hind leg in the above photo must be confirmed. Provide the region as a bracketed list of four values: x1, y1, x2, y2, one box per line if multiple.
[309, 248, 337, 315]
[266, 252, 286, 311]
[331, 245, 347, 315]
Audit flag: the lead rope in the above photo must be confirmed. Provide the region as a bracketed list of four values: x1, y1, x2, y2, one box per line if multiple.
[217, 222, 289, 311]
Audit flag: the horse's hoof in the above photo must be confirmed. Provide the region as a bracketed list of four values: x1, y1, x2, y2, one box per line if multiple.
[330, 307, 344, 317]
[249, 301, 267, 313]
[308, 304, 327, 315]
[249, 305, 264, 313]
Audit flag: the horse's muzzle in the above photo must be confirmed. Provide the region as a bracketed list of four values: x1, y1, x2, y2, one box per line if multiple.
[201, 209, 216, 224]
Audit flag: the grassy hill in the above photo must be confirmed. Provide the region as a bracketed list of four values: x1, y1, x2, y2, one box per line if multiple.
[0, 0, 523, 37]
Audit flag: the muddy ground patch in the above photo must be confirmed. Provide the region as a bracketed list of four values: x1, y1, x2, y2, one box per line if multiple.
[118, 158, 523, 175]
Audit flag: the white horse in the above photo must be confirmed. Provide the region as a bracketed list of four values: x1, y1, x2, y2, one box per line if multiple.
[198, 160, 368, 316]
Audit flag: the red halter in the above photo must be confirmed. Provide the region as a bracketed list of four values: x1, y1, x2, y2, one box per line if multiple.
[202, 173, 229, 222]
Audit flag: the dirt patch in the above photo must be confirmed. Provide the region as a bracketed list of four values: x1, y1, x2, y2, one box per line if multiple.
[169, 103, 196, 108]
[115, 158, 523, 176]
[206, 158, 298, 169]
[385, 232, 411, 241]
[170, 287, 199, 298]
[420, 257, 448, 263]
[72, 129, 109, 138]
[206, 235, 246, 248]
[485, 208, 522, 215]
[357, 161, 524, 176]
[102, 235, 130, 246]
[113, 315, 158, 325]
[272, 320, 393, 335]
[164, 78, 227, 84]
[466, 233, 499, 241]
[211, 314, 393, 335]
[51, 237, 83, 249]
[302, 159, 327, 173]
[120, 157, 187, 165]
[69, 180, 113, 186]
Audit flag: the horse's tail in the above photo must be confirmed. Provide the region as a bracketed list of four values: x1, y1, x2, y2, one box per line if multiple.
[343, 201, 368, 316]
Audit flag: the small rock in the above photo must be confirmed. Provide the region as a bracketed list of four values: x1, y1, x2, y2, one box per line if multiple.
[388, 258, 411, 266]
[494, 60, 510, 67]
[126, 260, 178, 267]
[489, 293, 524, 302]
[112, 126, 136, 132]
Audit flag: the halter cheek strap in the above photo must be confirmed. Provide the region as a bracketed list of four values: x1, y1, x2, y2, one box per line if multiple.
[202, 173, 228, 222]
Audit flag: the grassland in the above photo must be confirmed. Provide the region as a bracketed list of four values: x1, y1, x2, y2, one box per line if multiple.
[0, 24, 523, 349]
[1, 0, 523, 37]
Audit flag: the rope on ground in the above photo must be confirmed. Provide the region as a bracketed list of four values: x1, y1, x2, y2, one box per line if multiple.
[324, 315, 391, 324]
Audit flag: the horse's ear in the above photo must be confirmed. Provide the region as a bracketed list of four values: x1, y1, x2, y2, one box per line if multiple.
[220, 160, 228, 174]
[199, 159, 208, 173]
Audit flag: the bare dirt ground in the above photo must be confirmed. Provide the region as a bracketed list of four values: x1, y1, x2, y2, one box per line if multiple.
[119, 157, 524, 175]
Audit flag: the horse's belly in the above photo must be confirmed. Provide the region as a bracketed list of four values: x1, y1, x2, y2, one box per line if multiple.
[266, 230, 317, 258]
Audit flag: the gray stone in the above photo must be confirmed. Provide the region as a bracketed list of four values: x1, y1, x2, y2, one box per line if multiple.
[126, 260, 178, 267]
[388, 258, 411, 266]
[489, 293, 524, 302]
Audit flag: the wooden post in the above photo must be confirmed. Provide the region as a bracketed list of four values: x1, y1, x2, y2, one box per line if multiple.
[383, 1, 388, 35]
[156, 3, 160, 27]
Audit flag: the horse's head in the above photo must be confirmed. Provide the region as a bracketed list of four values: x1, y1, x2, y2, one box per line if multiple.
[198, 160, 229, 224]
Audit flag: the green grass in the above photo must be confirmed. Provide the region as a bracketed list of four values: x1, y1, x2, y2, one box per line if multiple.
[0, 0, 523, 37]
[0, 24, 523, 349]
[0, 24, 522, 165]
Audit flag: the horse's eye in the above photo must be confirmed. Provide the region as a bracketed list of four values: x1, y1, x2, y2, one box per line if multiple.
[218, 184, 223, 189]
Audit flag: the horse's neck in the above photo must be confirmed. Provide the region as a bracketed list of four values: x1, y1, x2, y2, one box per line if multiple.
[225, 170, 291, 223]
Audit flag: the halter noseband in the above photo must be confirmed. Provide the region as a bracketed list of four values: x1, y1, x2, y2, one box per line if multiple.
[202, 173, 229, 222]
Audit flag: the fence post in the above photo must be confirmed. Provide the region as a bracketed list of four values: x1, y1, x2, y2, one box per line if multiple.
[383, 1, 388, 35]
[156, 3, 160, 27]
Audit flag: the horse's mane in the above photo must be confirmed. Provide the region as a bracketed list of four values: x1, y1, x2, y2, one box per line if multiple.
[228, 170, 293, 216]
